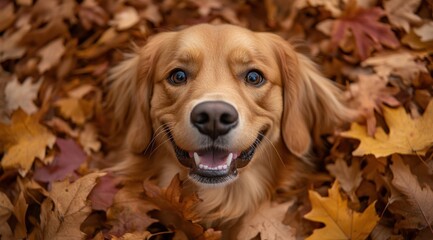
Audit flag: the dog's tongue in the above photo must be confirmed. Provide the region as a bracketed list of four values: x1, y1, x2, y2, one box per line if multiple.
[197, 150, 228, 167]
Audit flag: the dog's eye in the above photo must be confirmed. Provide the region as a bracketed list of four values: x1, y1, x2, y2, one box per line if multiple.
[168, 69, 188, 85]
[245, 70, 265, 87]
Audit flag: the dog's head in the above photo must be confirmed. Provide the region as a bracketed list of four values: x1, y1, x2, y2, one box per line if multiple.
[107, 24, 352, 186]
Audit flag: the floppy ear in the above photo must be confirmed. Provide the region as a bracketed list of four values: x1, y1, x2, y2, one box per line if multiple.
[106, 36, 165, 154]
[267, 35, 354, 157]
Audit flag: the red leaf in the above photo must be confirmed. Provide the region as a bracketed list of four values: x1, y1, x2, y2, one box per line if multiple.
[88, 173, 120, 211]
[34, 138, 86, 183]
[331, 7, 400, 60]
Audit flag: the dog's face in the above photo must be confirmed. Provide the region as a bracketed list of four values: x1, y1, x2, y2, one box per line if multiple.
[108, 24, 351, 187]
[150, 25, 284, 185]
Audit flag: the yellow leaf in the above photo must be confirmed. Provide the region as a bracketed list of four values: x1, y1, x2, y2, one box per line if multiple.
[341, 101, 433, 157]
[55, 97, 94, 125]
[0, 109, 56, 175]
[305, 181, 380, 240]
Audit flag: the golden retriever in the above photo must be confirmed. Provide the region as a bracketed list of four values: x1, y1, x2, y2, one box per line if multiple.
[106, 24, 352, 235]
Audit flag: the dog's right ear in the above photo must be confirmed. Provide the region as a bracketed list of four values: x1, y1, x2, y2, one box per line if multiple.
[106, 34, 168, 154]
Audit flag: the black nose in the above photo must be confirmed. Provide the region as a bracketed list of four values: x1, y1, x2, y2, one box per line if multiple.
[190, 101, 239, 140]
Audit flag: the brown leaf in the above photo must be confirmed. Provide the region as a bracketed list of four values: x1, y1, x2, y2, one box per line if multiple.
[5, 77, 42, 114]
[414, 21, 433, 42]
[110, 7, 140, 31]
[327, 158, 363, 203]
[37, 38, 66, 73]
[0, 24, 31, 61]
[237, 201, 295, 240]
[0, 191, 14, 224]
[78, 0, 109, 30]
[384, 0, 422, 32]
[55, 97, 94, 125]
[0, 3, 15, 32]
[41, 172, 104, 239]
[88, 173, 120, 211]
[79, 123, 101, 154]
[331, 6, 400, 60]
[389, 155, 433, 231]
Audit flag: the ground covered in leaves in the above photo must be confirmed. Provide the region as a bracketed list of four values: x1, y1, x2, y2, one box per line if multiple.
[0, 0, 432, 239]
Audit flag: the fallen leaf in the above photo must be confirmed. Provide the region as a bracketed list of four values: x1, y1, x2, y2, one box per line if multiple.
[190, 0, 222, 17]
[0, 109, 56, 175]
[13, 191, 28, 239]
[414, 21, 433, 42]
[78, 0, 108, 30]
[37, 38, 65, 73]
[55, 97, 94, 125]
[5, 77, 42, 114]
[79, 123, 101, 154]
[344, 74, 400, 136]
[41, 172, 104, 239]
[88, 173, 119, 211]
[237, 201, 295, 240]
[389, 155, 433, 230]
[304, 181, 380, 240]
[331, 5, 400, 60]
[0, 3, 15, 32]
[327, 158, 362, 200]
[384, 0, 422, 32]
[34, 138, 87, 183]
[361, 51, 428, 84]
[45, 117, 79, 138]
[0, 24, 31, 61]
[0, 191, 14, 223]
[110, 7, 139, 31]
[341, 101, 433, 157]
[402, 30, 433, 50]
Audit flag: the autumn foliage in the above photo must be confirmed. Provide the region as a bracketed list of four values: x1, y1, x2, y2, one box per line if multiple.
[0, 0, 432, 239]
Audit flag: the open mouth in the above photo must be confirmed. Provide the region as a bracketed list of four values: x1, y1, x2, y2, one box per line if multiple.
[165, 127, 267, 185]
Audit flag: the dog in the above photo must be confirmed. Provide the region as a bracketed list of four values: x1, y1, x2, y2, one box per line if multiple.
[105, 24, 353, 235]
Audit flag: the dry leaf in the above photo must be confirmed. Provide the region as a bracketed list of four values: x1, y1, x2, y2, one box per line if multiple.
[384, 0, 422, 32]
[88, 173, 119, 211]
[0, 24, 31, 61]
[37, 38, 65, 73]
[389, 155, 433, 230]
[305, 181, 380, 240]
[331, 6, 400, 60]
[55, 97, 94, 125]
[0, 192, 14, 223]
[414, 21, 433, 42]
[41, 172, 104, 239]
[0, 3, 15, 32]
[110, 7, 139, 31]
[79, 123, 101, 154]
[5, 77, 42, 114]
[327, 158, 362, 199]
[341, 101, 433, 157]
[237, 201, 295, 240]
[0, 109, 56, 175]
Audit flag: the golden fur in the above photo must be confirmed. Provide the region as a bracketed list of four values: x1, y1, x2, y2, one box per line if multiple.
[106, 24, 353, 235]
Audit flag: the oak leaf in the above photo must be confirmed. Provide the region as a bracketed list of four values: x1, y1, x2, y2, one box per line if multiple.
[41, 172, 104, 239]
[384, 0, 422, 32]
[331, 6, 400, 60]
[5, 77, 42, 114]
[389, 155, 433, 230]
[304, 181, 379, 240]
[0, 109, 56, 175]
[327, 158, 362, 199]
[341, 101, 433, 157]
[237, 201, 295, 240]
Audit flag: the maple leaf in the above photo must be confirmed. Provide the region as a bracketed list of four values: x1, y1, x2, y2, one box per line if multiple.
[361, 51, 428, 85]
[33, 138, 87, 183]
[341, 101, 433, 157]
[37, 38, 65, 73]
[389, 155, 433, 231]
[331, 6, 400, 60]
[0, 24, 31, 61]
[0, 109, 56, 175]
[345, 74, 400, 136]
[384, 0, 422, 32]
[414, 21, 433, 42]
[237, 201, 295, 240]
[304, 181, 380, 240]
[55, 97, 94, 125]
[40, 172, 104, 239]
[5, 76, 42, 114]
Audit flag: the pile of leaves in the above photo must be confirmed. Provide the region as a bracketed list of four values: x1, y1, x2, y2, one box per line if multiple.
[0, 0, 432, 239]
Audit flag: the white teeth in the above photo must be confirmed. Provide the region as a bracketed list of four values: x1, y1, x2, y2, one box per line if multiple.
[223, 165, 227, 169]
[226, 153, 233, 167]
[194, 152, 200, 166]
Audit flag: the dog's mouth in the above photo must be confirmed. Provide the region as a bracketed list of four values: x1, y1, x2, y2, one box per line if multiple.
[165, 127, 267, 186]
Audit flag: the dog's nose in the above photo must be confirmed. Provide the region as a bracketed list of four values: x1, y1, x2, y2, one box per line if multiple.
[190, 101, 239, 139]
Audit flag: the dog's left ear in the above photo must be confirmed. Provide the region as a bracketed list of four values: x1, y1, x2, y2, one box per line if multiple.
[265, 34, 354, 157]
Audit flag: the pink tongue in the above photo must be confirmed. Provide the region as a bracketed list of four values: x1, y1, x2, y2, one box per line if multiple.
[198, 151, 228, 167]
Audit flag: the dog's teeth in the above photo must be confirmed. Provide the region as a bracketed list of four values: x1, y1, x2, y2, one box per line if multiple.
[223, 164, 227, 169]
[199, 164, 204, 169]
[204, 165, 209, 169]
[193, 152, 200, 166]
[217, 166, 222, 170]
[226, 153, 233, 167]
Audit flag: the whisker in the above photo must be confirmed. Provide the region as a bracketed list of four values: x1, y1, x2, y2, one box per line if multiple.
[143, 122, 175, 155]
